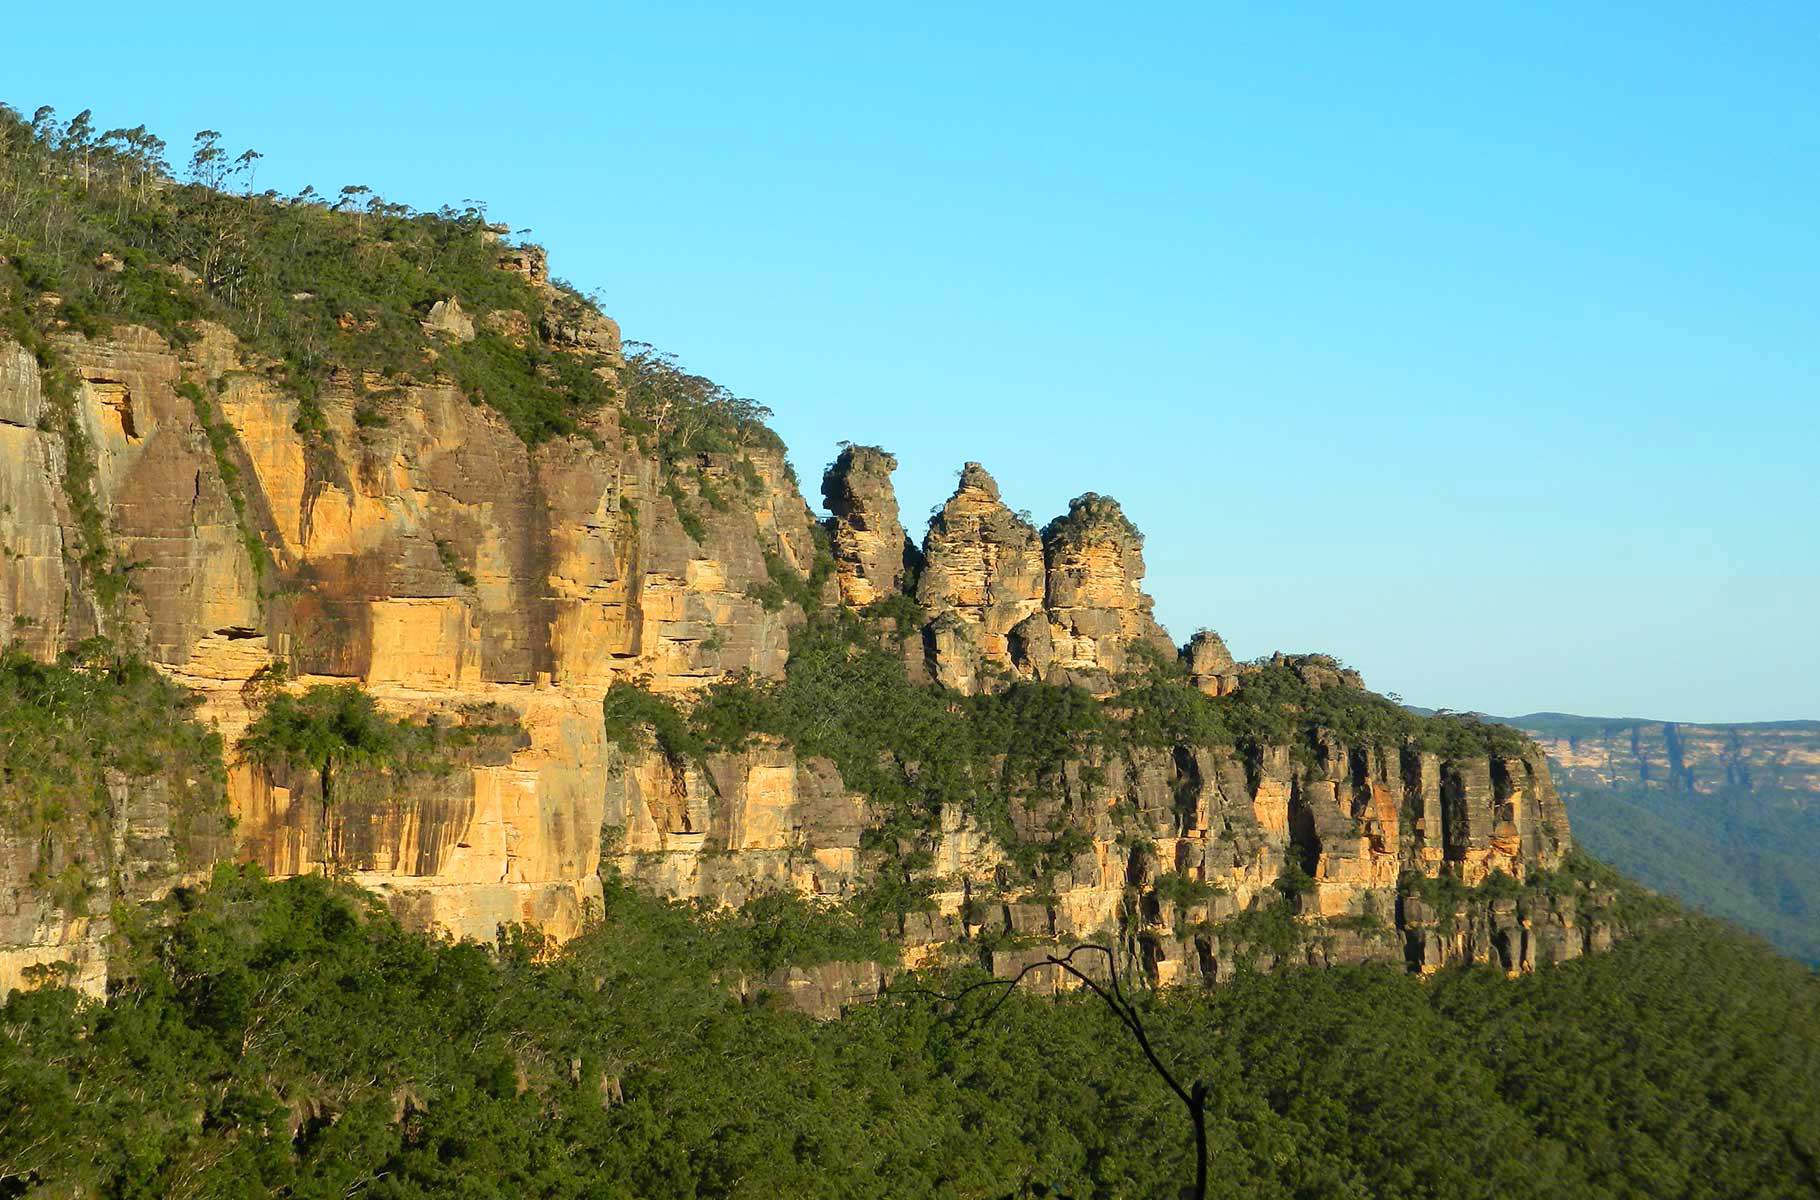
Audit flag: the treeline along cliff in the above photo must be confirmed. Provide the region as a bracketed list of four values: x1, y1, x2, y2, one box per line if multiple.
[0, 103, 1615, 1001]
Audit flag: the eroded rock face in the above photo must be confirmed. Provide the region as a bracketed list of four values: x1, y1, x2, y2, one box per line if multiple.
[915, 465, 1046, 690]
[0, 291, 1585, 996]
[822, 446, 905, 608]
[0, 340, 73, 660]
[0, 311, 828, 981]
[1184, 629, 1239, 696]
[0, 765, 232, 998]
[917, 476, 1172, 695]
[615, 715, 1580, 986]
[605, 738, 867, 907]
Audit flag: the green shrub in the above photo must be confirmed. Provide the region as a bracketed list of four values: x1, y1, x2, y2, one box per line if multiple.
[239, 683, 517, 813]
[1151, 870, 1216, 909]
[0, 105, 642, 447]
[0, 648, 228, 891]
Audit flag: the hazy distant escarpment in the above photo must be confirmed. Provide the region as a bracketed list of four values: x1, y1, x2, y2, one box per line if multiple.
[1, 104, 1617, 1000]
[1507, 713, 1820, 963]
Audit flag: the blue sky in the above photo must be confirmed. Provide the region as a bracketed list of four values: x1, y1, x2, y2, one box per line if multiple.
[9, 2, 1817, 721]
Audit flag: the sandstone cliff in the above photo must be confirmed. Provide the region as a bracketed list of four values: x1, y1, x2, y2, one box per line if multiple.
[607, 671, 1589, 986]
[0, 170, 1589, 998]
[0, 289, 830, 985]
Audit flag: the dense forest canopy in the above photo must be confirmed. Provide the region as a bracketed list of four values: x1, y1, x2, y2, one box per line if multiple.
[2, 866, 1817, 1199]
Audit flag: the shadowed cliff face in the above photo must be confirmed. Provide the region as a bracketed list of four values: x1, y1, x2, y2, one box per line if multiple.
[1, 249, 1581, 994]
[1519, 715, 1820, 800]
[608, 723, 1585, 986]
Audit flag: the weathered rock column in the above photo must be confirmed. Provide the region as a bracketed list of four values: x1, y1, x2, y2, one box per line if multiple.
[822, 445, 905, 607]
[916, 463, 1045, 690]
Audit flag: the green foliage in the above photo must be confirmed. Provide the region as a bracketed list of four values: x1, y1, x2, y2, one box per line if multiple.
[241, 684, 409, 775]
[1151, 870, 1217, 909]
[860, 591, 925, 631]
[1215, 900, 1308, 964]
[746, 528, 835, 613]
[433, 538, 477, 587]
[239, 684, 517, 812]
[620, 342, 782, 465]
[1040, 490, 1142, 546]
[663, 476, 707, 543]
[0, 648, 227, 899]
[441, 328, 615, 445]
[1560, 772, 1820, 965]
[0, 103, 634, 445]
[1273, 860, 1315, 902]
[12, 868, 1811, 1198]
[711, 889, 900, 975]
[602, 681, 704, 763]
[1110, 657, 1532, 764]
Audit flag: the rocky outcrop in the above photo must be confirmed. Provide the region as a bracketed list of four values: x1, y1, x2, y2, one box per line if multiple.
[736, 960, 891, 1020]
[0, 226, 1590, 996]
[1245, 652, 1366, 691]
[422, 296, 476, 341]
[1184, 630, 1239, 696]
[822, 445, 905, 608]
[915, 464, 1046, 691]
[915, 471, 1173, 695]
[541, 297, 622, 362]
[0, 295, 828, 977]
[1017, 492, 1174, 691]
[605, 738, 868, 907]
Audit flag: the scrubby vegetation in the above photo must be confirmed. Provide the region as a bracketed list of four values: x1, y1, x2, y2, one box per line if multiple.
[745, 533, 836, 613]
[1041, 490, 1144, 547]
[0, 103, 780, 457]
[0, 645, 227, 910]
[0, 105, 609, 442]
[605, 612, 1543, 917]
[620, 342, 784, 466]
[2, 866, 1815, 1199]
[1125, 653, 1531, 762]
[239, 681, 523, 811]
[1562, 773, 1820, 964]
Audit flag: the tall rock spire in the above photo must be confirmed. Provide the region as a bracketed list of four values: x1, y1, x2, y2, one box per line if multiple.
[916, 463, 1045, 690]
[822, 445, 906, 607]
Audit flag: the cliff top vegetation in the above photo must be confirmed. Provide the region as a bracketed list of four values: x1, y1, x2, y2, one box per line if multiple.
[0, 102, 777, 456]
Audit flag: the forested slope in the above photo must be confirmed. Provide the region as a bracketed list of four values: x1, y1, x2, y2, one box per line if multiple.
[2, 867, 1815, 1199]
[1510, 713, 1820, 963]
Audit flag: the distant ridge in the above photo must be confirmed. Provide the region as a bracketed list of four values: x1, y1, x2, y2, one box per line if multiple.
[1487, 709, 1820, 963]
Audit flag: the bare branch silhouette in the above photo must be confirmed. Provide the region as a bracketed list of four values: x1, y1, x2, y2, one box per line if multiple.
[889, 943, 1208, 1200]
